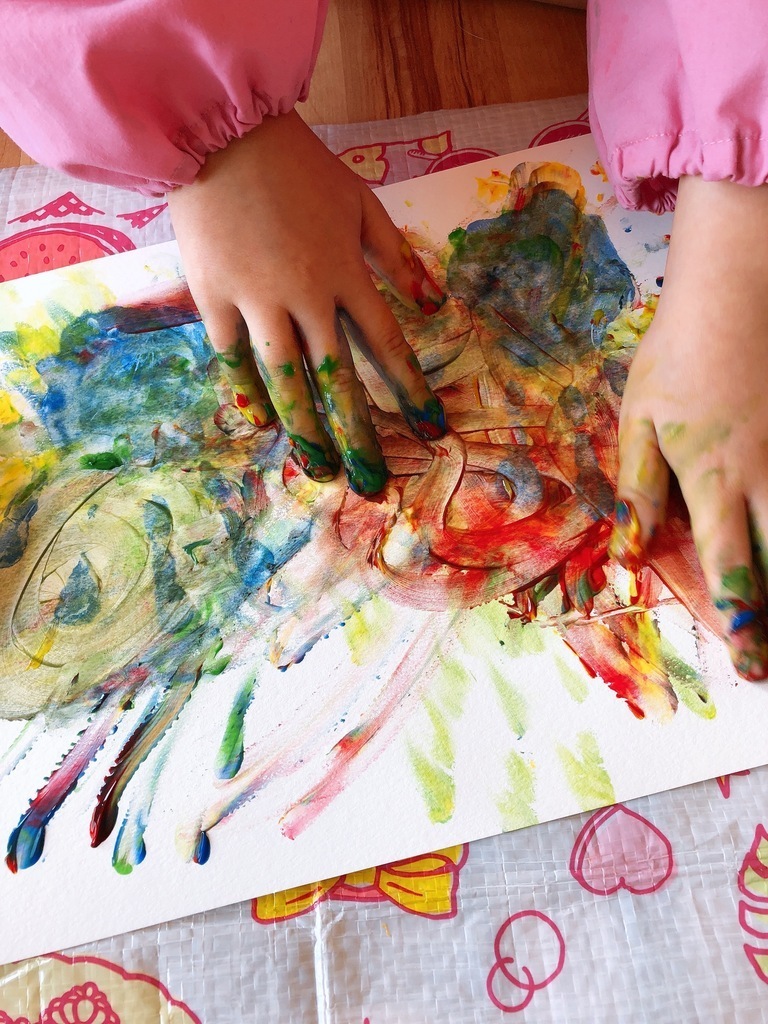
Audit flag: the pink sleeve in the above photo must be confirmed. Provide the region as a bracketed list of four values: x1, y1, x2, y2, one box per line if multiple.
[0, 0, 328, 196]
[588, 0, 768, 212]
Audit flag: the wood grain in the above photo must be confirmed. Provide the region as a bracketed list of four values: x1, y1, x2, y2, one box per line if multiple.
[0, 130, 33, 170]
[0, 0, 587, 168]
[297, 0, 587, 124]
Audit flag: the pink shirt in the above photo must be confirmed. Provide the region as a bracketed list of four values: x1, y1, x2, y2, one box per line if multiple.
[0, 0, 766, 208]
[0, 0, 327, 195]
[588, 0, 768, 211]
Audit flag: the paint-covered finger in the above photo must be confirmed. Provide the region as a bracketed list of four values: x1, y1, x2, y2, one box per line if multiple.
[214, 335, 276, 427]
[685, 485, 768, 681]
[303, 313, 387, 495]
[609, 417, 669, 570]
[202, 310, 275, 427]
[339, 281, 446, 441]
[359, 185, 446, 315]
[242, 311, 340, 482]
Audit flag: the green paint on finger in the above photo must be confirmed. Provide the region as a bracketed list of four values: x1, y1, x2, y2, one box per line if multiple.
[279, 361, 296, 378]
[287, 433, 340, 481]
[343, 447, 388, 496]
[722, 566, 755, 601]
[316, 354, 342, 378]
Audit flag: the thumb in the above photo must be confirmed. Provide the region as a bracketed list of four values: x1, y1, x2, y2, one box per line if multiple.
[609, 417, 670, 570]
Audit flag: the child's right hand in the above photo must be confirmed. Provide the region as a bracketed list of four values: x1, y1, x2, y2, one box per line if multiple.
[610, 175, 768, 680]
[167, 110, 447, 496]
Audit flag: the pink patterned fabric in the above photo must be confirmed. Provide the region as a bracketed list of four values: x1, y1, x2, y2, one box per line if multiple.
[0, 0, 328, 196]
[588, 0, 768, 212]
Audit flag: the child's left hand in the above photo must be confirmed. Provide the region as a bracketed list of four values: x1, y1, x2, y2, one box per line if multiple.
[610, 175, 768, 679]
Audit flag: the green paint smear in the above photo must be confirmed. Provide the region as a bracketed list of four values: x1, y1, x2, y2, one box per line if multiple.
[202, 638, 231, 677]
[660, 638, 716, 719]
[496, 749, 538, 830]
[183, 538, 212, 565]
[280, 361, 296, 378]
[409, 656, 472, 824]
[316, 354, 341, 378]
[555, 654, 589, 703]
[80, 451, 122, 471]
[344, 595, 395, 666]
[410, 744, 454, 823]
[659, 422, 685, 446]
[722, 565, 754, 601]
[216, 675, 257, 779]
[457, 601, 546, 657]
[489, 664, 527, 737]
[341, 446, 388, 496]
[557, 731, 615, 811]
[216, 346, 244, 370]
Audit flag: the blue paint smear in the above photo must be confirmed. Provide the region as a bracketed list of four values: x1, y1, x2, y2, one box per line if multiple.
[54, 554, 101, 625]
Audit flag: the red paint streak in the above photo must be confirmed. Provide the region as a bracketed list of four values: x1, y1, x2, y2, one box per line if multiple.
[279, 623, 444, 840]
[234, 392, 251, 408]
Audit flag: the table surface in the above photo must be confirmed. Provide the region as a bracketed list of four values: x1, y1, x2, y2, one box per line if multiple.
[0, 0, 587, 169]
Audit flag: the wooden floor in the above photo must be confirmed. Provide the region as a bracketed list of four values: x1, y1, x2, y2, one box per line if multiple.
[0, 0, 587, 169]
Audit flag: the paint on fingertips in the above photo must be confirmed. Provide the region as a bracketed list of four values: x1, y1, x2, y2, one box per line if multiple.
[401, 239, 447, 315]
[716, 608, 768, 682]
[343, 448, 389, 497]
[233, 393, 275, 428]
[607, 499, 644, 573]
[288, 435, 339, 482]
[399, 392, 447, 442]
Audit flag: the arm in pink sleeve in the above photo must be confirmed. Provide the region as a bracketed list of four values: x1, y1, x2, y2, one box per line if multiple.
[0, 0, 328, 196]
[588, 0, 768, 212]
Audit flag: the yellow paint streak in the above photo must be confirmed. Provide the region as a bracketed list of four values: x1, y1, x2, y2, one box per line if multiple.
[27, 628, 56, 670]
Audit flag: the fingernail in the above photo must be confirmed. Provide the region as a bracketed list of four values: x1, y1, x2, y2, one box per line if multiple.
[343, 449, 389, 496]
[404, 393, 447, 441]
[608, 499, 645, 572]
[401, 241, 447, 315]
[288, 435, 340, 482]
[715, 597, 768, 681]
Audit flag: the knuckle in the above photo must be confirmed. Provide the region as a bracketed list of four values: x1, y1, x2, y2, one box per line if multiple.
[321, 364, 362, 397]
[371, 321, 410, 360]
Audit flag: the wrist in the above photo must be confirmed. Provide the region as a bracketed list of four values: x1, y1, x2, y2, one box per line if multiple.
[653, 176, 768, 326]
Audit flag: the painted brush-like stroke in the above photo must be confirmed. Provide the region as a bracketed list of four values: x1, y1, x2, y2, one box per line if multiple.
[0, 161, 710, 874]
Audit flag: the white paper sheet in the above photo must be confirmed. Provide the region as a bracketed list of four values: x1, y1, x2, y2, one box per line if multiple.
[2, 136, 765, 964]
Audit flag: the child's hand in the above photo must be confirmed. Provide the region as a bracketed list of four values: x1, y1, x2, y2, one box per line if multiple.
[166, 110, 446, 495]
[610, 176, 768, 679]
